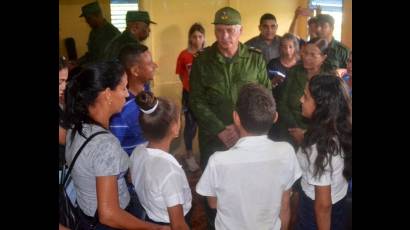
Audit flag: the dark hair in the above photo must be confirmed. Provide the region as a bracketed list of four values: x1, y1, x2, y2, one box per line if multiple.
[260, 13, 277, 25]
[136, 91, 179, 141]
[301, 74, 352, 181]
[118, 43, 148, 69]
[235, 83, 276, 134]
[280, 33, 300, 55]
[63, 61, 125, 140]
[59, 56, 68, 71]
[307, 37, 329, 55]
[316, 14, 335, 29]
[307, 16, 318, 26]
[188, 23, 205, 48]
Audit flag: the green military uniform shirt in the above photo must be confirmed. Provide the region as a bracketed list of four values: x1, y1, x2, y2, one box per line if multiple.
[189, 42, 271, 165]
[277, 63, 335, 147]
[103, 30, 140, 61]
[78, 20, 120, 66]
[325, 37, 349, 69]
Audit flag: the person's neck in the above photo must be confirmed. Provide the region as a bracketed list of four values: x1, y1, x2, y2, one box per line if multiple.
[280, 55, 297, 67]
[128, 79, 145, 96]
[326, 36, 334, 44]
[306, 67, 321, 79]
[89, 107, 110, 129]
[217, 43, 239, 58]
[147, 138, 172, 153]
[262, 35, 274, 45]
[188, 45, 202, 54]
[95, 19, 106, 29]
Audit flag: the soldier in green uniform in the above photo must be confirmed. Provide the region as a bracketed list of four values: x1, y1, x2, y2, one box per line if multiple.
[190, 7, 271, 172]
[77, 1, 120, 66]
[316, 14, 349, 69]
[104, 11, 156, 61]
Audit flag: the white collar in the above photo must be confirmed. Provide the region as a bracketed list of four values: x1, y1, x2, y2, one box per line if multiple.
[232, 135, 269, 149]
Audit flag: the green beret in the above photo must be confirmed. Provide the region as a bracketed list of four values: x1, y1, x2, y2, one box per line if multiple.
[126, 11, 157, 24]
[79, 1, 101, 17]
[212, 7, 241, 25]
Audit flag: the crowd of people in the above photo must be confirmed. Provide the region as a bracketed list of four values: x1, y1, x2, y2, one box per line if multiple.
[59, 2, 352, 230]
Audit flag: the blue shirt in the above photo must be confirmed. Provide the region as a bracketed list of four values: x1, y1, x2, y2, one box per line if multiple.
[110, 85, 150, 155]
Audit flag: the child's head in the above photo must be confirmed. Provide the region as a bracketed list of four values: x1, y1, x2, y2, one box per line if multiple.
[300, 74, 352, 180]
[188, 23, 205, 49]
[119, 43, 157, 83]
[136, 91, 180, 141]
[234, 83, 277, 135]
[280, 33, 299, 58]
[300, 74, 351, 120]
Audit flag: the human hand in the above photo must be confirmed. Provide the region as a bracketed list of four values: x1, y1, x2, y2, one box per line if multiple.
[288, 128, 306, 145]
[271, 76, 285, 87]
[217, 124, 240, 148]
[315, 6, 322, 15]
[295, 6, 303, 17]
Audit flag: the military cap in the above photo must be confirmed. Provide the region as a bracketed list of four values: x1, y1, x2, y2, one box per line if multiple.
[80, 1, 101, 17]
[126, 11, 157, 24]
[212, 7, 241, 25]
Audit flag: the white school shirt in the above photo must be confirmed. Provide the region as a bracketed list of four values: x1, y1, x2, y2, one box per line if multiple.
[196, 135, 302, 230]
[129, 146, 192, 223]
[296, 144, 348, 204]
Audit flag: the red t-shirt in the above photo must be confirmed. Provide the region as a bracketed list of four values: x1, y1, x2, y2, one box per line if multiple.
[176, 49, 194, 92]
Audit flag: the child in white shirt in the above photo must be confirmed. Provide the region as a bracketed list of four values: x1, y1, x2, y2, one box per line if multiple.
[196, 83, 302, 230]
[130, 91, 192, 230]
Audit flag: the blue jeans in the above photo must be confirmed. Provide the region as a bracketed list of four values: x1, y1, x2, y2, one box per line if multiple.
[296, 189, 347, 230]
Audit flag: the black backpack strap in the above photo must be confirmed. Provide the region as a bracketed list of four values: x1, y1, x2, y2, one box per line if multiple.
[62, 130, 109, 186]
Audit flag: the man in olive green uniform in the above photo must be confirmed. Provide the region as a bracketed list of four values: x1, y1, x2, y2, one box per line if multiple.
[190, 7, 271, 169]
[316, 14, 349, 69]
[77, 1, 120, 66]
[104, 11, 156, 61]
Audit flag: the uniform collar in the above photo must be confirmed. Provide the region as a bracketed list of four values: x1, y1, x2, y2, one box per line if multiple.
[146, 148, 182, 168]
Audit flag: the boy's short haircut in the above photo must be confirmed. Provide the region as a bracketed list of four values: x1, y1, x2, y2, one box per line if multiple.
[236, 83, 276, 134]
[260, 13, 277, 25]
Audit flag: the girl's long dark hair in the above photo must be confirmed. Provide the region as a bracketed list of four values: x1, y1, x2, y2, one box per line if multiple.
[63, 61, 124, 141]
[302, 74, 352, 180]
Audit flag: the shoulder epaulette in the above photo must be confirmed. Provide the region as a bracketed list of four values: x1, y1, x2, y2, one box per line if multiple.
[248, 46, 262, 53]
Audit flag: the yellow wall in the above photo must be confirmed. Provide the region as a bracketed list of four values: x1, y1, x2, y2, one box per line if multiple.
[140, 0, 301, 102]
[341, 0, 352, 49]
[59, 0, 111, 58]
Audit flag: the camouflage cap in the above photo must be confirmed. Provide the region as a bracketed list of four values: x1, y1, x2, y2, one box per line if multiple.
[79, 1, 101, 17]
[126, 11, 157, 24]
[212, 7, 241, 25]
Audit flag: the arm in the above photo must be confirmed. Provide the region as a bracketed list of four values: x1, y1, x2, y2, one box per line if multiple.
[189, 59, 225, 136]
[314, 185, 332, 230]
[59, 125, 66, 145]
[277, 71, 298, 128]
[257, 57, 272, 90]
[288, 7, 302, 35]
[96, 176, 165, 230]
[279, 189, 291, 230]
[207, 196, 217, 209]
[167, 205, 189, 230]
